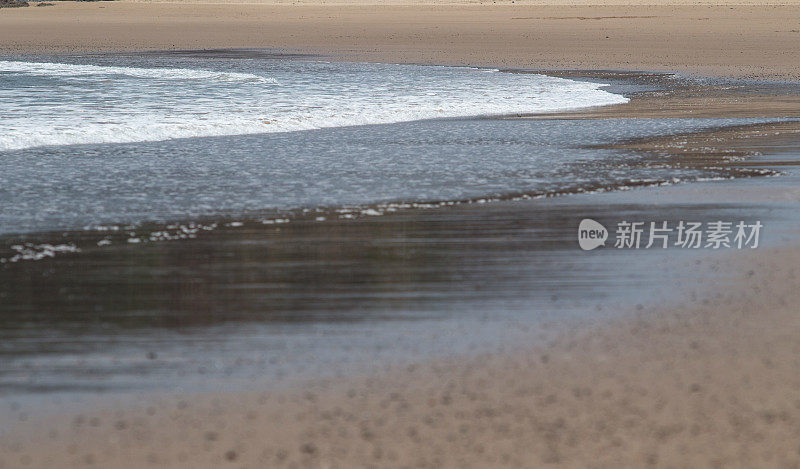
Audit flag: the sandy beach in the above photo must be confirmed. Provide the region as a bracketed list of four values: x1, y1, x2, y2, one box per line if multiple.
[2, 2, 800, 80]
[2, 1, 800, 468]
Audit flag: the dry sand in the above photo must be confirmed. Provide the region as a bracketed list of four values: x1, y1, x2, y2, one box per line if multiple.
[2, 2, 800, 80]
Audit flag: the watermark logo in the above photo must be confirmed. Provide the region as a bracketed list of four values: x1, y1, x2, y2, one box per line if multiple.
[578, 218, 608, 250]
[579, 219, 762, 250]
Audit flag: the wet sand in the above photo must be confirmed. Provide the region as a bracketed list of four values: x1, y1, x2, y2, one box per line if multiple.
[4, 245, 800, 468]
[524, 71, 800, 120]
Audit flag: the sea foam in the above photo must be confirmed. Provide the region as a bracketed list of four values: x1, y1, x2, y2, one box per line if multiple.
[0, 60, 628, 151]
[0, 60, 276, 83]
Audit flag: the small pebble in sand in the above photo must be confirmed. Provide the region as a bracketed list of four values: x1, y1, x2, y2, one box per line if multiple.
[300, 442, 317, 455]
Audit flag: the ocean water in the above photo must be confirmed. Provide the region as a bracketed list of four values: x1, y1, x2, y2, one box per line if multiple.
[1, 52, 795, 400]
[0, 53, 780, 236]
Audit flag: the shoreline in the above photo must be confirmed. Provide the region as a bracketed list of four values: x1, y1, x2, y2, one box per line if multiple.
[1, 69, 798, 368]
[3, 75, 800, 465]
[0, 68, 797, 244]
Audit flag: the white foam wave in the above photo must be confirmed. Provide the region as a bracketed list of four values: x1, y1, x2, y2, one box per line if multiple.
[0, 61, 628, 151]
[0, 60, 275, 83]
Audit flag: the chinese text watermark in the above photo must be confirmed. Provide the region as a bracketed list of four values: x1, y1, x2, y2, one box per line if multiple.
[579, 219, 762, 251]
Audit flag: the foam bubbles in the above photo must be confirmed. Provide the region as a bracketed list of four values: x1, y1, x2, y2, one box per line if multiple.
[0, 60, 627, 151]
[0, 60, 276, 83]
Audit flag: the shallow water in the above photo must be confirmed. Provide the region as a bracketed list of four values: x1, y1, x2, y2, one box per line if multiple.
[1, 54, 797, 401]
[3, 171, 798, 400]
[0, 115, 781, 236]
[0, 53, 782, 236]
